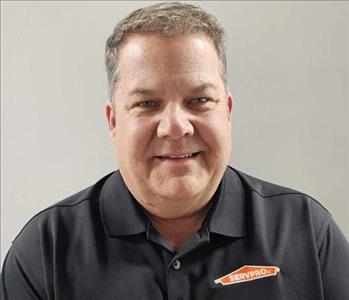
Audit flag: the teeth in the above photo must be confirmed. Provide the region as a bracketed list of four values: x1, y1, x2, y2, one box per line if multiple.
[162, 153, 193, 159]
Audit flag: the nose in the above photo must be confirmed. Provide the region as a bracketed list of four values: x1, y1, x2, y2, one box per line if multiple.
[157, 105, 194, 139]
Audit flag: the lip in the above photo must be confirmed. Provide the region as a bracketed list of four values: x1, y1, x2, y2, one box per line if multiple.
[154, 151, 201, 162]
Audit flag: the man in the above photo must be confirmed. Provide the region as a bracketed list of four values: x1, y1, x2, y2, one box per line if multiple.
[1, 2, 348, 299]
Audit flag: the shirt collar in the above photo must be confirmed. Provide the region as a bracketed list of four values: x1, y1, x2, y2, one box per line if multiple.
[205, 166, 246, 238]
[101, 166, 246, 238]
[101, 170, 148, 236]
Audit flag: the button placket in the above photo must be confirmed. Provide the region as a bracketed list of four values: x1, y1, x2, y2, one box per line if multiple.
[167, 255, 187, 300]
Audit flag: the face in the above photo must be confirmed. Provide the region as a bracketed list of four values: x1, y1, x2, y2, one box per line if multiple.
[105, 33, 234, 219]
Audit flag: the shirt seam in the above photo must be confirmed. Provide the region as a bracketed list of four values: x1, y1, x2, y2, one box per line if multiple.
[230, 166, 329, 212]
[248, 189, 329, 213]
[11, 246, 45, 300]
[13, 198, 92, 242]
[316, 213, 332, 253]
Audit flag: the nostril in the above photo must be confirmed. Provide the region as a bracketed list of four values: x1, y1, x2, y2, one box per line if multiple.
[157, 122, 194, 139]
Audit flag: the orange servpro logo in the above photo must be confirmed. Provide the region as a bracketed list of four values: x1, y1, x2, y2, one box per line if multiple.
[214, 265, 280, 286]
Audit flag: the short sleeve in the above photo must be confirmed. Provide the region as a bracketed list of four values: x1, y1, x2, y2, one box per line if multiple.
[318, 218, 349, 299]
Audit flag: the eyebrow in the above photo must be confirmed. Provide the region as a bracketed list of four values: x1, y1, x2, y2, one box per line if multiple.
[128, 82, 218, 97]
[190, 82, 218, 94]
[128, 88, 156, 97]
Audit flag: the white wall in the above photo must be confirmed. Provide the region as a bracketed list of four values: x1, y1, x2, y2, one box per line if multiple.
[1, 1, 348, 265]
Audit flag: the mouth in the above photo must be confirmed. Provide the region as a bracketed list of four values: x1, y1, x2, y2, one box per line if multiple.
[154, 151, 201, 161]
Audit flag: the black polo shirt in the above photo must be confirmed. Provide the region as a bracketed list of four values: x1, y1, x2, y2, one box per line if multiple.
[1, 166, 349, 300]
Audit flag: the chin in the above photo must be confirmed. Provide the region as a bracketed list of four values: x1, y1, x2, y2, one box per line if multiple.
[158, 178, 202, 200]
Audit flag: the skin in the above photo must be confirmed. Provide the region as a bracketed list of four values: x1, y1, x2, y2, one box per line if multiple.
[105, 33, 234, 249]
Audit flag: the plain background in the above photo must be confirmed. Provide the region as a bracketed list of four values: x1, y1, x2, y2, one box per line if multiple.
[1, 1, 348, 265]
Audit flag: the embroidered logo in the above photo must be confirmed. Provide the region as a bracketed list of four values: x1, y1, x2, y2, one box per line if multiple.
[214, 265, 280, 286]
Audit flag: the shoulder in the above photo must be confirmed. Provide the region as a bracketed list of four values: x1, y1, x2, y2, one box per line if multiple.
[11, 171, 115, 258]
[228, 166, 332, 242]
[229, 166, 329, 210]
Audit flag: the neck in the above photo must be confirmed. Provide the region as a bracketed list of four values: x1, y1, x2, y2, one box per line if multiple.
[148, 204, 210, 250]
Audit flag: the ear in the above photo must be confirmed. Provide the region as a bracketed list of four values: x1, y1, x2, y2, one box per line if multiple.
[104, 100, 116, 137]
[226, 91, 234, 121]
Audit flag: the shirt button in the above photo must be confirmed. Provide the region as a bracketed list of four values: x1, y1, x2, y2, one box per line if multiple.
[172, 259, 181, 270]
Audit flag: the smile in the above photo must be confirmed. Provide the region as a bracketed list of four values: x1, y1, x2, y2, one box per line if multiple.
[155, 152, 201, 160]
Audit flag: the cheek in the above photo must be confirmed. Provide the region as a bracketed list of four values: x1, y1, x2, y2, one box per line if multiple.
[115, 117, 155, 162]
[198, 112, 232, 155]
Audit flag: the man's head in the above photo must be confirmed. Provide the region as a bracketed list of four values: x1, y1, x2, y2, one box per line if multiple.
[105, 2, 234, 220]
[105, 2, 227, 102]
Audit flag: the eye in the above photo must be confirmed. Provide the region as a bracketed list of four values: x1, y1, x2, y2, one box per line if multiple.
[188, 97, 210, 105]
[137, 100, 159, 108]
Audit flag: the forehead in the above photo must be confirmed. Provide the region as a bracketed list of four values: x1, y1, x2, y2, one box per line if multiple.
[116, 33, 223, 93]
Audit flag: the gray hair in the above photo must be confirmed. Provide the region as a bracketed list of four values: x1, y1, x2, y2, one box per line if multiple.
[105, 2, 227, 101]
